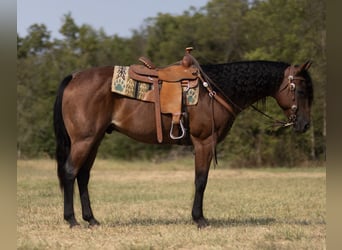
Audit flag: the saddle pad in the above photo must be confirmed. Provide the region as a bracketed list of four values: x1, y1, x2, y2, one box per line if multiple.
[111, 66, 152, 100]
[111, 66, 199, 105]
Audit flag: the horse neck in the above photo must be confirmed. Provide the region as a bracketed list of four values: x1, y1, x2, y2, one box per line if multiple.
[202, 61, 289, 111]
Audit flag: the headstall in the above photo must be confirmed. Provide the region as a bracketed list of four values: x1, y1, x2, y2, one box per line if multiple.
[282, 66, 306, 126]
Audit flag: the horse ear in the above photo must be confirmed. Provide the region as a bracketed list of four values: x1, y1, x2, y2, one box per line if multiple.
[298, 60, 312, 72]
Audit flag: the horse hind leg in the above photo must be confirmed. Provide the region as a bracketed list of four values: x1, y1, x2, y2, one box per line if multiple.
[62, 158, 79, 227]
[63, 139, 99, 227]
[76, 143, 101, 227]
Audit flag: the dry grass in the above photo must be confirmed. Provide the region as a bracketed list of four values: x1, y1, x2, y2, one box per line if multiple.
[17, 159, 326, 249]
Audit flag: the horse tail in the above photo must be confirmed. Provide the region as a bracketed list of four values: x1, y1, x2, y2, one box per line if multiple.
[53, 74, 73, 190]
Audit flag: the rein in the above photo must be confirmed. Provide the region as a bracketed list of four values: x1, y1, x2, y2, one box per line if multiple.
[250, 105, 293, 128]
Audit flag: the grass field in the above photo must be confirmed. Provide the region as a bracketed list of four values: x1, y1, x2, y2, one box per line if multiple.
[17, 159, 326, 249]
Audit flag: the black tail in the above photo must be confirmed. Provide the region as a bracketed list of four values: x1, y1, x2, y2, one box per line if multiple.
[53, 75, 73, 190]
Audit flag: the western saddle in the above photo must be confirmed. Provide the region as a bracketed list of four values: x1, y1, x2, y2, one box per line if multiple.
[128, 47, 201, 143]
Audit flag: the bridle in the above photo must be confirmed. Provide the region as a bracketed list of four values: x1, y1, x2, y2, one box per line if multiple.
[276, 65, 306, 127]
[250, 65, 307, 129]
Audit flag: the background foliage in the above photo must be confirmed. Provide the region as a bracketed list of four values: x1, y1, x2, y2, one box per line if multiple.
[17, 0, 326, 167]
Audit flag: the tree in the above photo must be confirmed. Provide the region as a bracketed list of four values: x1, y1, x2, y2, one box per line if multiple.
[59, 13, 79, 43]
[143, 0, 249, 64]
[17, 24, 51, 58]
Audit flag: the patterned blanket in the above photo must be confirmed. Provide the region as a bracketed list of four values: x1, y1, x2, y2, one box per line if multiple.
[111, 66, 199, 105]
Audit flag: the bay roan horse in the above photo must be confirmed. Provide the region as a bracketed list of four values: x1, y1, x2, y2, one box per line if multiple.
[53, 60, 313, 228]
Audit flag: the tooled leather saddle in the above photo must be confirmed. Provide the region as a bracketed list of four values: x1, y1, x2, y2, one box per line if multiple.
[128, 47, 200, 143]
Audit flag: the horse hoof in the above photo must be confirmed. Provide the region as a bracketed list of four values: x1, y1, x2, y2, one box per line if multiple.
[69, 222, 81, 228]
[196, 218, 210, 229]
[88, 218, 100, 227]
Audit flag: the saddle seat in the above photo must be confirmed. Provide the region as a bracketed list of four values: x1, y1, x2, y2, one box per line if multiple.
[130, 60, 198, 81]
[129, 54, 199, 83]
[128, 47, 200, 143]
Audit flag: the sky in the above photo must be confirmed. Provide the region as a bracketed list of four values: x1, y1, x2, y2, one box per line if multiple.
[17, 0, 209, 39]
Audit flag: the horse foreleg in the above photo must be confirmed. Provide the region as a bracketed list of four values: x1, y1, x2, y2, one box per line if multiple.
[192, 171, 210, 228]
[191, 139, 213, 228]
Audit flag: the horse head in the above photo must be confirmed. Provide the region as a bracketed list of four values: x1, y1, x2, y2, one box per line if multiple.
[273, 61, 313, 132]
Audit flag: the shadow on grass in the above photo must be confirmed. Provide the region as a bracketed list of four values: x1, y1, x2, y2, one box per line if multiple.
[283, 219, 326, 226]
[209, 217, 276, 228]
[107, 217, 192, 227]
[104, 217, 325, 228]
[106, 217, 277, 228]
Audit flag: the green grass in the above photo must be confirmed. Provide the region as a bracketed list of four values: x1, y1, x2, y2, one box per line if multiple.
[17, 159, 326, 249]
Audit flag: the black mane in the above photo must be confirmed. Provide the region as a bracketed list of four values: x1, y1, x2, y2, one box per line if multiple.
[201, 61, 290, 107]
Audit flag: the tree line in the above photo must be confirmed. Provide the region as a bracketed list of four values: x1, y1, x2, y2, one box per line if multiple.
[17, 0, 326, 167]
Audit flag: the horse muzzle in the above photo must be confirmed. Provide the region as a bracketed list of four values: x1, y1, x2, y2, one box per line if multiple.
[292, 118, 310, 133]
[284, 106, 310, 133]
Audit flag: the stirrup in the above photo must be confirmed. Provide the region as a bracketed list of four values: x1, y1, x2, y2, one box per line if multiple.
[170, 120, 186, 140]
